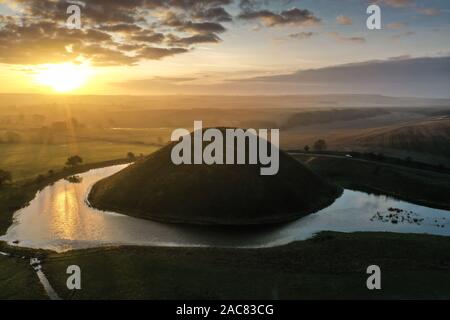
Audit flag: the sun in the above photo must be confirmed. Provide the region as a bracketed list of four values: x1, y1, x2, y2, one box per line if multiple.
[34, 63, 92, 92]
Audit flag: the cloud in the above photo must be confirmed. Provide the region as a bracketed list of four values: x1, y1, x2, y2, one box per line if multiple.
[137, 46, 189, 60]
[152, 76, 197, 82]
[329, 32, 366, 44]
[238, 8, 320, 27]
[416, 8, 440, 16]
[0, 0, 233, 66]
[112, 76, 197, 88]
[288, 32, 316, 40]
[387, 22, 407, 29]
[390, 31, 415, 39]
[378, 0, 414, 8]
[336, 15, 352, 25]
[100, 23, 143, 33]
[78, 44, 140, 66]
[128, 29, 165, 44]
[193, 7, 232, 22]
[167, 33, 222, 46]
[182, 21, 227, 34]
[376, 0, 441, 16]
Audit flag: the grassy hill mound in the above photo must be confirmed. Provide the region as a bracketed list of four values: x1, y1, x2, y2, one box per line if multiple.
[88, 131, 342, 225]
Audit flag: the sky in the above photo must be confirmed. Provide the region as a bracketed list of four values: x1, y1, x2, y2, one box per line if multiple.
[0, 0, 449, 96]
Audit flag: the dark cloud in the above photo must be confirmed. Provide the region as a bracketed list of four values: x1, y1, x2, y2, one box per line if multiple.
[162, 12, 227, 34]
[239, 8, 320, 27]
[137, 46, 189, 60]
[130, 31, 165, 44]
[100, 23, 143, 33]
[168, 33, 222, 46]
[182, 21, 227, 33]
[239, 0, 266, 11]
[194, 7, 232, 22]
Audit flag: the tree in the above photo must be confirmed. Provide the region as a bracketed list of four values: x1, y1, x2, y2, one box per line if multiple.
[127, 152, 136, 160]
[0, 170, 12, 186]
[313, 139, 327, 152]
[304, 145, 310, 152]
[66, 155, 83, 167]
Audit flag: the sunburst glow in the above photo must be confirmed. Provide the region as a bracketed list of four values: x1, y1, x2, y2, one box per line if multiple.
[34, 63, 92, 92]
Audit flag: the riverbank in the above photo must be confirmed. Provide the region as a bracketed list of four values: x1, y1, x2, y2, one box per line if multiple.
[1, 155, 450, 300]
[0, 158, 135, 234]
[2, 152, 449, 236]
[293, 154, 450, 210]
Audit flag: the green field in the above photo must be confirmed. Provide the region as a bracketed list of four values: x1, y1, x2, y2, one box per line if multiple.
[0, 254, 47, 300]
[41, 232, 450, 299]
[2, 231, 449, 300]
[0, 142, 157, 181]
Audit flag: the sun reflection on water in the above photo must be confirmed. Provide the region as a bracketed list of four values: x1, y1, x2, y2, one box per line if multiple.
[51, 184, 80, 239]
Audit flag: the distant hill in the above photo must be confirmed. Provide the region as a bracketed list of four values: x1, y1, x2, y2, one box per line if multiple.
[341, 118, 450, 161]
[282, 108, 390, 129]
[88, 129, 342, 225]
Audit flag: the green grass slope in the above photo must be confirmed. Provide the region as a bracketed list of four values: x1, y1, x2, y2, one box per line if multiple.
[0, 254, 47, 300]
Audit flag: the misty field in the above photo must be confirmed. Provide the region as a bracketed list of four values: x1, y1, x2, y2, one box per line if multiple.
[0, 142, 157, 181]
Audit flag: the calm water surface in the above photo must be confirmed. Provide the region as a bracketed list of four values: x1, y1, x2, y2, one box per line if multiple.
[1, 164, 449, 252]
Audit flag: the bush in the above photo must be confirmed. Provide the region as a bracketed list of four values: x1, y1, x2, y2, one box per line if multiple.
[0, 170, 12, 186]
[66, 155, 83, 167]
[35, 174, 46, 184]
[313, 139, 327, 152]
